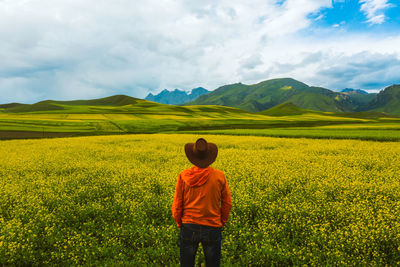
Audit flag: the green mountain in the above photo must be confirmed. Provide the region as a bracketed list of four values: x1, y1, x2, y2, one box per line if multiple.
[0, 103, 26, 109]
[1, 95, 140, 113]
[349, 93, 377, 108]
[341, 88, 376, 109]
[0, 94, 252, 115]
[365, 85, 400, 115]
[52, 94, 141, 106]
[259, 102, 322, 116]
[259, 101, 398, 119]
[186, 78, 354, 113]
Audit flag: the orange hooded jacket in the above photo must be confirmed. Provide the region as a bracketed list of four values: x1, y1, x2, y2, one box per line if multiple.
[171, 166, 232, 228]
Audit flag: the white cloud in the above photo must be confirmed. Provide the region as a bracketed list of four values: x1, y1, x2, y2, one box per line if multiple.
[359, 0, 392, 24]
[0, 0, 334, 103]
[314, 14, 324, 21]
[332, 21, 345, 28]
[0, 0, 398, 104]
[0, 77, 42, 104]
[241, 54, 264, 70]
[315, 51, 400, 90]
[235, 34, 400, 91]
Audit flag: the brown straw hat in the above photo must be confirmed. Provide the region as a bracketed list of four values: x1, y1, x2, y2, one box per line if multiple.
[185, 138, 218, 168]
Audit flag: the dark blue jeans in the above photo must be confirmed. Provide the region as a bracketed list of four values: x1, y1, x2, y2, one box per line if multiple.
[180, 223, 222, 267]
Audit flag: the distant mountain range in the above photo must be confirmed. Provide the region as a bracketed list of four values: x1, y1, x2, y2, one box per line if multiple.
[187, 78, 400, 114]
[1, 78, 399, 115]
[145, 87, 209, 105]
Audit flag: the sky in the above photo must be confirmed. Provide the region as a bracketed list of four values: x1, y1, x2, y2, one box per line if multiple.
[0, 0, 400, 103]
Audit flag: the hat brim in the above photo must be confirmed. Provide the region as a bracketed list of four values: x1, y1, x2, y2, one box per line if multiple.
[185, 142, 218, 168]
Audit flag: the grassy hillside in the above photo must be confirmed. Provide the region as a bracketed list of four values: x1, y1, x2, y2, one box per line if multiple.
[187, 78, 354, 112]
[259, 102, 324, 116]
[341, 89, 376, 110]
[348, 94, 376, 108]
[1, 95, 260, 116]
[365, 85, 400, 114]
[1, 95, 141, 113]
[0, 103, 26, 109]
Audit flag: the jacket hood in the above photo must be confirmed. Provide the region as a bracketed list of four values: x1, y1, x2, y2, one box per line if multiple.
[182, 166, 211, 187]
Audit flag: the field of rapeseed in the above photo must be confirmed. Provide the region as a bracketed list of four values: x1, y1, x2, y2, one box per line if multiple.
[0, 134, 399, 265]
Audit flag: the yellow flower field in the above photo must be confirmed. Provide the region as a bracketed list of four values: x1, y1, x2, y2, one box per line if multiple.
[0, 134, 399, 265]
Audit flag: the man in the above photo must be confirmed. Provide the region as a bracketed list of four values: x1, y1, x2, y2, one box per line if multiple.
[172, 138, 232, 267]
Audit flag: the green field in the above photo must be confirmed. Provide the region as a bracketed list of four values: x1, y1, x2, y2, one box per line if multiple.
[183, 123, 400, 142]
[2, 111, 399, 141]
[1, 95, 400, 141]
[1, 134, 399, 265]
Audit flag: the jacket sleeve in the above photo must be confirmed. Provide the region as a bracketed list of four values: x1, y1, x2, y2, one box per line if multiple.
[171, 173, 184, 228]
[220, 174, 232, 227]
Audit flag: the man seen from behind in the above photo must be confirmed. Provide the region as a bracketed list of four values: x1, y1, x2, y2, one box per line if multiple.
[172, 138, 232, 267]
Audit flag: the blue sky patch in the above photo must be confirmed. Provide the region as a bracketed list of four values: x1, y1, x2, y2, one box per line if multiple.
[309, 0, 400, 32]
